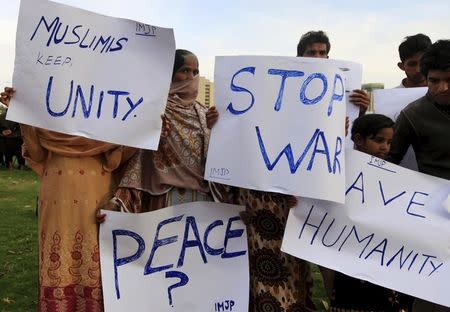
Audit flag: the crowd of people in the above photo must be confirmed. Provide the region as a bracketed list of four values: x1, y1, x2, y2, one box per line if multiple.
[0, 105, 25, 169]
[1, 29, 449, 312]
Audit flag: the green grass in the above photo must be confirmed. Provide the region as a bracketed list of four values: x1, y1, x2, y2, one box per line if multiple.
[0, 169, 329, 311]
[312, 264, 330, 311]
[0, 169, 39, 312]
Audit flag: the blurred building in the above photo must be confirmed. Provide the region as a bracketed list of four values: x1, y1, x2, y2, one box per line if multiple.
[362, 82, 384, 92]
[197, 76, 215, 107]
[362, 83, 384, 112]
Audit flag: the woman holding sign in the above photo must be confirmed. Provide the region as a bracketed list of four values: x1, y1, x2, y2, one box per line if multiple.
[0, 87, 135, 311]
[102, 49, 315, 311]
[105, 49, 218, 212]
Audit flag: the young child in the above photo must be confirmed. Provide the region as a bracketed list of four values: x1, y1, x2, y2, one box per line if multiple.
[351, 113, 394, 159]
[330, 113, 413, 311]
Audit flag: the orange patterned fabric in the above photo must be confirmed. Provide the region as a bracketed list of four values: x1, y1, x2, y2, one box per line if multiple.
[37, 155, 117, 311]
[20, 125, 134, 177]
[19, 126, 135, 311]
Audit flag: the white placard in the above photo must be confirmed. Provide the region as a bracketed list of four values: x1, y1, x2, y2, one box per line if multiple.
[7, 0, 175, 150]
[334, 59, 362, 154]
[282, 149, 450, 307]
[373, 87, 427, 171]
[373, 87, 427, 121]
[100, 201, 249, 312]
[206, 56, 347, 203]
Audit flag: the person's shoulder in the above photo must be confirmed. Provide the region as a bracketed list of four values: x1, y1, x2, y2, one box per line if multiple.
[399, 96, 432, 126]
[402, 95, 428, 113]
[395, 80, 406, 88]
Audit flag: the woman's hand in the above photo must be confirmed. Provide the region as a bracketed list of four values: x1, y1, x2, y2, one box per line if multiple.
[96, 211, 107, 223]
[285, 195, 298, 209]
[206, 106, 219, 129]
[96, 198, 121, 223]
[0, 87, 15, 107]
[161, 114, 171, 139]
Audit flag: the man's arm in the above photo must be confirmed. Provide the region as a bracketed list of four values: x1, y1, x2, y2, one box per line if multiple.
[388, 111, 416, 164]
[349, 89, 370, 114]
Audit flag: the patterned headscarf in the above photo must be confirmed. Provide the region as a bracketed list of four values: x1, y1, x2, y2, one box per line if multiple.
[118, 75, 211, 194]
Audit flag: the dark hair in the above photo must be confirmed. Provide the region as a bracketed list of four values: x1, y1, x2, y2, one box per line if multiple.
[172, 49, 196, 78]
[351, 114, 394, 142]
[420, 40, 450, 77]
[296, 30, 330, 57]
[398, 34, 432, 62]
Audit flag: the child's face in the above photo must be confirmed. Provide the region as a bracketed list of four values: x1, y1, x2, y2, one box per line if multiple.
[355, 127, 394, 159]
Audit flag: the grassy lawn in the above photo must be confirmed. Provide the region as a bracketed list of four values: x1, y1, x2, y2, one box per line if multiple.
[312, 265, 329, 311]
[0, 169, 329, 311]
[0, 169, 39, 312]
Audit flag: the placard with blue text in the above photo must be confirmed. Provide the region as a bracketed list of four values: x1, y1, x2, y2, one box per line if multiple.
[282, 149, 450, 307]
[8, 0, 175, 149]
[100, 201, 249, 312]
[206, 56, 347, 203]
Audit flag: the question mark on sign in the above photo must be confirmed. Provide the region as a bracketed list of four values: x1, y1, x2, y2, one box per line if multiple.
[165, 270, 189, 306]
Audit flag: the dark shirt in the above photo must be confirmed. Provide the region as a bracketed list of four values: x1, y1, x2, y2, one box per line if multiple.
[388, 94, 450, 180]
[331, 272, 412, 311]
